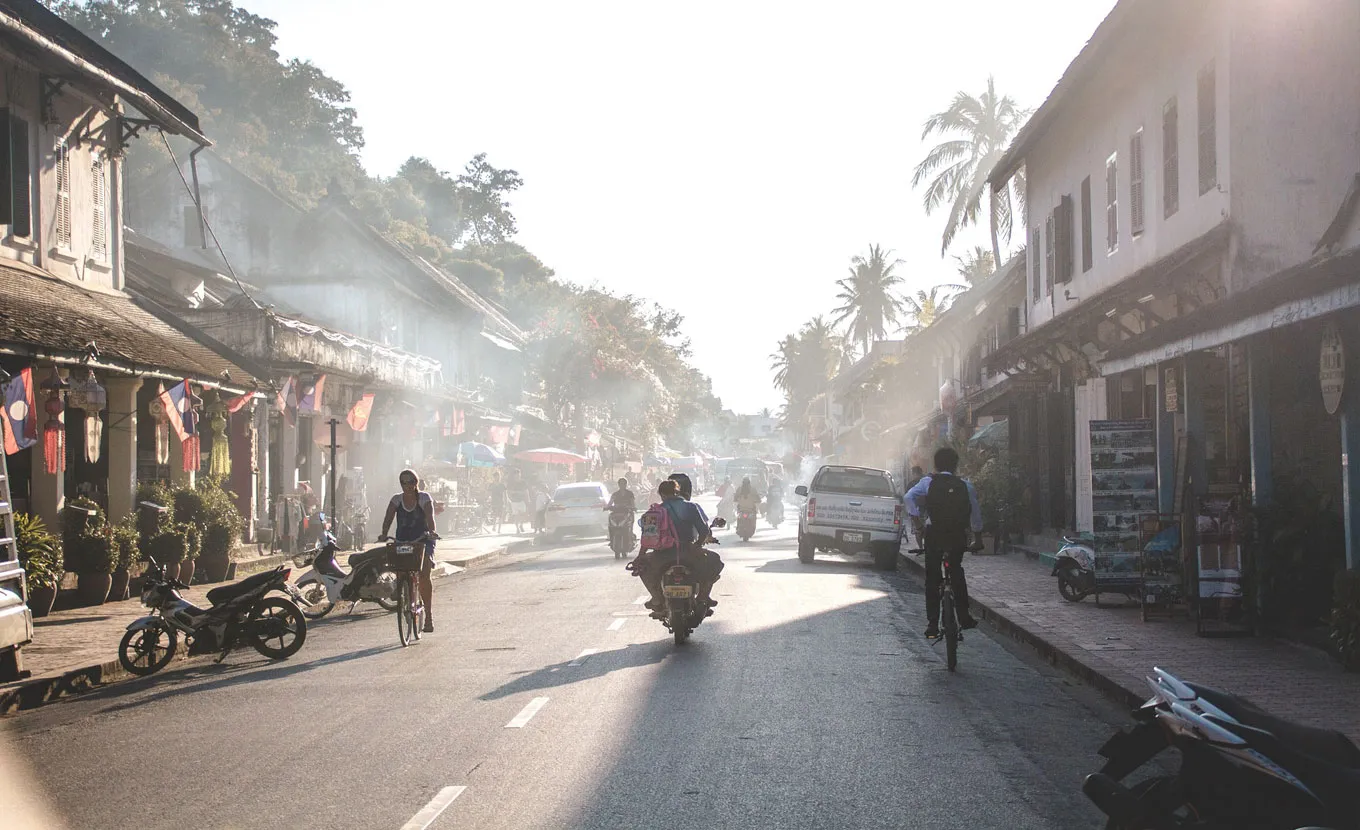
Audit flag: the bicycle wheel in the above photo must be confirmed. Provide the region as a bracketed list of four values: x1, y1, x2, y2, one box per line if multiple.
[942, 589, 958, 672]
[410, 573, 424, 642]
[397, 577, 416, 647]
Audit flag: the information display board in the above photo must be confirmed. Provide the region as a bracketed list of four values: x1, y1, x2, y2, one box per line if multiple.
[1089, 419, 1157, 585]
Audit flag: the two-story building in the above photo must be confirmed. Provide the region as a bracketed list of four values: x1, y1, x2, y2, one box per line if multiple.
[0, 1, 267, 678]
[985, 0, 1360, 613]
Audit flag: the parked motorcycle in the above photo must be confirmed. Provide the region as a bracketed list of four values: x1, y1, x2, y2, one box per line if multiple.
[293, 532, 400, 618]
[736, 507, 757, 541]
[1084, 667, 1360, 829]
[658, 518, 725, 645]
[118, 560, 308, 676]
[1052, 533, 1097, 601]
[766, 496, 785, 529]
[607, 509, 636, 559]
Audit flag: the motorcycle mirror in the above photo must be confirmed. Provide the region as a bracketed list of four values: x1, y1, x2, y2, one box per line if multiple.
[711, 518, 727, 528]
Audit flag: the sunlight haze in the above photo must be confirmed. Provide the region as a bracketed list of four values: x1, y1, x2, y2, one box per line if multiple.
[243, 0, 1117, 413]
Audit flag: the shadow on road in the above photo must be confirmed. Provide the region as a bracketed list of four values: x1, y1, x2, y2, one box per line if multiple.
[752, 557, 877, 575]
[479, 641, 675, 701]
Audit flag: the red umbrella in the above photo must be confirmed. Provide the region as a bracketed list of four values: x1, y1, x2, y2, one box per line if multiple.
[514, 447, 590, 464]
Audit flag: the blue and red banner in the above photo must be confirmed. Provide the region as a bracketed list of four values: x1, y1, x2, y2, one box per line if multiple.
[2, 368, 37, 455]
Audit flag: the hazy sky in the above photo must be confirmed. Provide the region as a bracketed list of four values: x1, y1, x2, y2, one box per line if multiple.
[243, 0, 1116, 414]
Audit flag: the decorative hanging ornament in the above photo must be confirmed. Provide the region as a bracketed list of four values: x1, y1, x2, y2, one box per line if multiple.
[67, 369, 107, 463]
[39, 368, 68, 474]
[148, 382, 170, 466]
[182, 387, 204, 473]
[208, 407, 230, 478]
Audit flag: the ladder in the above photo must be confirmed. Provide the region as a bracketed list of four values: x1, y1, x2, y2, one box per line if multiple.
[0, 405, 31, 681]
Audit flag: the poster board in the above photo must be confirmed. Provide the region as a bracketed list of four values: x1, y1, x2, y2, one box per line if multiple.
[1195, 495, 1248, 635]
[1089, 419, 1157, 584]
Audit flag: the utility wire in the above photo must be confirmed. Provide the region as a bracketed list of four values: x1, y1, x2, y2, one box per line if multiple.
[158, 130, 263, 310]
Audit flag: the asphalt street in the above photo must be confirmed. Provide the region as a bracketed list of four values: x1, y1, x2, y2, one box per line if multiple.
[3, 497, 1131, 829]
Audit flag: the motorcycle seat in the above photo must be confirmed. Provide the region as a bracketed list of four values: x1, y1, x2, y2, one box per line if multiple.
[1191, 683, 1360, 768]
[348, 548, 388, 568]
[206, 569, 280, 605]
[314, 554, 346, 579]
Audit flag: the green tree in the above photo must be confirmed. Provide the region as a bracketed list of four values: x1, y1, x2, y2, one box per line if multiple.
[902, 287, 958, 333]
[770, 316, 844, 439]
[912, 76, 1030, 263]
[953, 245, 995, 284]
[832, 244, 908, 358]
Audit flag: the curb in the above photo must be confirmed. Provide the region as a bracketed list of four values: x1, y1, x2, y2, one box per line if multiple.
[898, 552, 1147, 710]
[1, 539, 536, 716]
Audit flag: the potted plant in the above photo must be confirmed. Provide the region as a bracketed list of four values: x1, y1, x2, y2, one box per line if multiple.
[15, 513, 61, 617]
[61, 498, 118, 607]
[188, 478, 242, 583]
[109, 516, 140, 602]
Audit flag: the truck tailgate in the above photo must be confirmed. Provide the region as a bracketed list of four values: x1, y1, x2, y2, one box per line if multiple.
[811, 495, 898, 531]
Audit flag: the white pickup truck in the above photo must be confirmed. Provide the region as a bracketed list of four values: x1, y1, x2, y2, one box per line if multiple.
[794, 464, 904, 570]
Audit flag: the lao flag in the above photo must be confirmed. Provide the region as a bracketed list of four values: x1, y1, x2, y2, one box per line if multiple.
[347, 393, 375, 432]
[157, 380, 193, 441]
[1, 367, 37, 455]
[225, 391, 253, 414]
[298, 375, 326, 414]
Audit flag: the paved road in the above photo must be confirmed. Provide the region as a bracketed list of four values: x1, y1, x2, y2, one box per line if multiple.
[3, 502, 1127, 829]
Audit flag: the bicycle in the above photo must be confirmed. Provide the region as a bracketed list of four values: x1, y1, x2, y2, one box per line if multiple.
[381, 532, 434, 646]
[911, 537, 984, 672]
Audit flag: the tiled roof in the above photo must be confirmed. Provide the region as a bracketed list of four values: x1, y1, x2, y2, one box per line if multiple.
[0, 259, 262, 390]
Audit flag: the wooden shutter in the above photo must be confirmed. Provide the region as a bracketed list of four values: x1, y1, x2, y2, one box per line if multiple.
[1045, 212, 1055, 294]
[1030, 226, 1041, 301]
[8, 113, 30, 238]
[1106, 154, 1119, 252]
[1130, 129, 1145, 236]
[91, 155, 107, 259]
[54, 138, 71, 249]
[1080, 176, 1093, 272]
[1198, 63, 1217, 195]
[1056, 194, 1074, 283]
[1163, 98, 1179, 217]
[1007, 307, 1021, 342]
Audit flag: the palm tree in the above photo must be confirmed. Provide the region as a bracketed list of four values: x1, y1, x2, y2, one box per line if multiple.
[912, 76, 1030, 263]
[832, 244, 908, 358]
[769, 334, 800, 396]
[902, 286, 958, 334]
[953, 245, 995, 284]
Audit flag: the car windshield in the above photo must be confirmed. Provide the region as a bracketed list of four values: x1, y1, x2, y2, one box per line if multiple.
[813, 469, 895, 497]
[554, 485, 603, 501]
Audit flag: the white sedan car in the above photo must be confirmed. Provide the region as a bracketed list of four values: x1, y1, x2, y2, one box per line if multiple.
[544, 482, 611, 539]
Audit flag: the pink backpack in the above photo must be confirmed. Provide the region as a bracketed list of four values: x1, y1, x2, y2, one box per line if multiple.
[638, 501, 679, 552]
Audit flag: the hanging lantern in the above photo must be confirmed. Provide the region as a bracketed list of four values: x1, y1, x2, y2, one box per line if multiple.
[67, 369, 107, 464]
[39, 368, 68, 474]
[208, 400, 230, 478]
[148, 382, 170, 465]
[182, 387, 203, 473]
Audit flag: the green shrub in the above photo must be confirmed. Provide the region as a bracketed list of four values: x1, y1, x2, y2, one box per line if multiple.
[15, 513, 62, 590]
[111, 516, 140, 572]
[172, 478, 242, 561]
[1331, 570, 1360, 671]
[60, 498, 118, 574]
[135, 481, 174, 541]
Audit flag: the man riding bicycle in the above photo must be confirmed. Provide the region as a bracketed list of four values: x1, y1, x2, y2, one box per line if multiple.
[379, 469, 439, 633]
[905, 447, 981, 639]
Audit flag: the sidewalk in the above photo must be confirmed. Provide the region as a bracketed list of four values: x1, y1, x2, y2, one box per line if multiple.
[0, 532, 533, 714]
[901, 549, 1360, 741]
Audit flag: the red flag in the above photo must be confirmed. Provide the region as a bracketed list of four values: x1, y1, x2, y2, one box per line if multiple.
[2, 368, 37, 455]
[347, 393, 375, 432]
[487, 425, 509, 446]
[225, 391, 253, 414]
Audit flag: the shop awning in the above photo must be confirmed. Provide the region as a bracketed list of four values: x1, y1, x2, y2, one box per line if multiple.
[0, 260, 263, 391]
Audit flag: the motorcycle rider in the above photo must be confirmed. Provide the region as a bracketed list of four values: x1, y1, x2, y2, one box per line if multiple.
[734, 477, 762, 517]
[378, 469, 439, 633]
[666, 472, 724, 607]
[634, 479, 710, 614]
[905, 447, 981, 638]
[766, 474, 785, 521]
[607, 477, 636, 548]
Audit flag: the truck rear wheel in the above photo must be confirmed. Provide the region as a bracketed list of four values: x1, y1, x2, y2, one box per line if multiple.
[872, 544, 898, 571]
[797, 533, 815, 564]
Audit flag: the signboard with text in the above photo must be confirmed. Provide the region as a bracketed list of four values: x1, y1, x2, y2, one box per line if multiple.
[1321, 321, 1346, 415]
[1090, 419, 1157, 584]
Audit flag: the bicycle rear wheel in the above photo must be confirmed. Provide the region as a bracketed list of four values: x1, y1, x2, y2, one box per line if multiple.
[397, 577, 417, 646]
[942, 589, 958, 671]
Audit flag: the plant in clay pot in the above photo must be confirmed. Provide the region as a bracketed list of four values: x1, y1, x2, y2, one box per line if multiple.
[108, 516, 140, 602]
[15, 513, 61, 618]
[61, 498, 118, 606]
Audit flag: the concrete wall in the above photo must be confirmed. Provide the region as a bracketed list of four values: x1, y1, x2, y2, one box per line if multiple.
[0, 62, 123, 290]
[1227, 0, 1360, 289]
[1024, 1, 1231, 331]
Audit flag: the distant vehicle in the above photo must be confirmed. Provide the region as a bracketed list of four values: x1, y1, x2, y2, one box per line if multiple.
[726, 457, 770, 495]
[545, 482, 610, 540]
[763, 461, 785, 479]
[795, 465, 903, 570]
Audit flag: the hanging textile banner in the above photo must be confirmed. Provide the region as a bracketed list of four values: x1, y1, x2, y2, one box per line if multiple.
[1, 367, 37, 454]
[298, 375, 326, 414]
[40, 369, 67, 474]
[225, 391, 254, 414]
[347, 393, 375, 432]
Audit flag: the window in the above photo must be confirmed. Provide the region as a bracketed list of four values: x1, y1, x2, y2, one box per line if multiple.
[1106, 153, 1119, 253]
[1044, 212, 1055, 295]
[1198, 62, 1217, 195]
[54, 137, 71, 249]
[810, 467, 895, 497]
[91, 155, 108, 260]
[1030, 225, 1042, 301]
[0, 109, 32, 238]
[1080, 176, 1093, 272]
[1130, 129, 1145, 236]
[1056, 194, 1074, 283]
[1163, 98, 1179, 217]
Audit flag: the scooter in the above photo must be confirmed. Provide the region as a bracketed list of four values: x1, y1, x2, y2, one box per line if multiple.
[292, 531, 400, 618]
[607, 509, 636, 559]
[1085, 667, 1360, 829]
[766, 496, 785, 529]
[658, 518, 725, 645]
[1052, 532, 1097, 602]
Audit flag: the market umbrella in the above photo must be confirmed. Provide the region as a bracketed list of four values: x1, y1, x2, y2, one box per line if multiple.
[515, 446, 589, 465]
[457, 441, 505, 467]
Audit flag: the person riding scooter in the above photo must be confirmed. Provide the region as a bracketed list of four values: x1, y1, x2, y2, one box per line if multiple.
[607, 477, 637, 550]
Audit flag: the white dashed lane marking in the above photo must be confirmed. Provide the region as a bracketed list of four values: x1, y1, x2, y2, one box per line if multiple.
[568, 648, 599, 666]
[505, 697, 550, 728]
[608, 618, 625, 631]
[399, 785, 466, 830]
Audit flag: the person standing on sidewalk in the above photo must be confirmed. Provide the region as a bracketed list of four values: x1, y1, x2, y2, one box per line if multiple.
[905, 447, 981, 638]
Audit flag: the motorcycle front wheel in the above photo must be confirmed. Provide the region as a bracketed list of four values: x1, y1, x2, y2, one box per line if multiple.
[373, 571, 400, 612]
[297, 581, 334, 619]
[118, 622, 177, 676]
[246, 597, 307, 660]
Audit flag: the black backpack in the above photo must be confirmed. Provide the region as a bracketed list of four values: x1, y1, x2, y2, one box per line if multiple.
[924, 474, 971, 533]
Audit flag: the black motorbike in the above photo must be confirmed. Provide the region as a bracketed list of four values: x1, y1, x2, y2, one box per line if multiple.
[118, 559, 308, 676]
[658, 518, 725, 645]
[1085, 667, 1360, 829]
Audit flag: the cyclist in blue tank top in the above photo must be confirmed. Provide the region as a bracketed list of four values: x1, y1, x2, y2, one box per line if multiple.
[379, 469, 439, 633]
